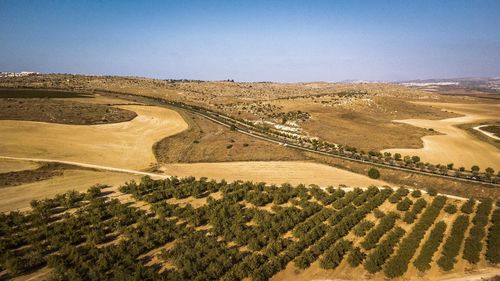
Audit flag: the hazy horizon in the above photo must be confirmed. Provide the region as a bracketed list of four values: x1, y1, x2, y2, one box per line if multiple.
[1, 0, 500, 82]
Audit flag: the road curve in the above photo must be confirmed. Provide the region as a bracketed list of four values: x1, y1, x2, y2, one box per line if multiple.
[95, 90, 499, 188]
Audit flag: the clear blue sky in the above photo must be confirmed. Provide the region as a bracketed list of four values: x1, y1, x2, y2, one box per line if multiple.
[1, 0, 499, 82]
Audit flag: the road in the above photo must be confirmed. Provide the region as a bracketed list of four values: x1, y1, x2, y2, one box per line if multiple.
[97, 90, 499, 188]
[0, 156, 170, 179]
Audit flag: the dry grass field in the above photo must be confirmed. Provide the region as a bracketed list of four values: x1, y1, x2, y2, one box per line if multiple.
[383, 102, 500, 171]
[0, 77, 499, 281]
[0, 169, 141, 212]
[0, 103, 188, 170]
[154, 109, 306, 163]
[0, 159, 39, 173]
[160, 161, 389, 188]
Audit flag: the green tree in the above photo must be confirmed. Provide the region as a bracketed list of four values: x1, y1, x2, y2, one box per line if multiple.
[368, 168, 380, 179]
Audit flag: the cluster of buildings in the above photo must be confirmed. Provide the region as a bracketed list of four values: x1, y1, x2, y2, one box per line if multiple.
[0, 71, 40, 77]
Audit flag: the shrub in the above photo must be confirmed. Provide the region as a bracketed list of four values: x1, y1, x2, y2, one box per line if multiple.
[463, 199, 493, 264]
[347, 247, 365, 267]
[384, 196, 447, 278]
[411, 189, 422, 198]
[388, 188, 409, 203]
[361, 213, 398, 250]
[364, 227, 405, 273]
[486, 208, 500, 264]
[444, 204, 457, 214]
[403, 198, 427, 224]
[367, 168, 380, 179]
[397, 197, 413, 211]
[413, 221, 447, 271]
[426, 187, 437, 196]
[319, 239, 351, 269]
[353, 220, 375, 237]
[437, 215, 470, 271]
[373, 209, 385, 218]
[460, 198, 475, 214]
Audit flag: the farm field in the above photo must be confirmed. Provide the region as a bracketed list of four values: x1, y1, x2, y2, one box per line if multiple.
[160, 161, 389, 187]
[1, 177, 498, 280]
[0, 169, 141, 212]
[0, 104, 188, 171]
[0, 80, 498, 281]
[383, 102, 500, 171]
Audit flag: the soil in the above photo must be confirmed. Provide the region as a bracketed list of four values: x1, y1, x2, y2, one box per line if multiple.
[457, 122, 500, 149]
[482, 125, 500, 138]
[0, 159, 39, 173]
[383, 102, 500, 171]
[153, 109, 306, 163]
[0, 104, 188, 170]
[286, 96, 459, 152]
[0, 97, 137, 125]
[0, 163, 76, 188]
[0, 169, 141, 212]
[160, 161, 389, 188]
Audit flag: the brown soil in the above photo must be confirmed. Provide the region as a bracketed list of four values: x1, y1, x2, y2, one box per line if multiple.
[0, 163, 78, 188]
[0, 170, 142, 212]
[0, 104, 187, 171]
[482, 125, 500, 137]
[458, 122, 500, 149]
[160, 161, 389, 188]
[292, 96, 459, 151]
[0, 97, 137, 125]
[153, 109, 305, 163]
[383, 102, 500, 171]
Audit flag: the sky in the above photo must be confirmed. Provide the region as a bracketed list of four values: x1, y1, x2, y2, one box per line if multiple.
[1, 0, 500, 82]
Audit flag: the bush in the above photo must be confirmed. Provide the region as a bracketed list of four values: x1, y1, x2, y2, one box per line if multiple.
[463, 199, 493, 264]
[437, 215, 470, 271]
[388, 188, 409, 204]
[319, 239, 351, 269]
[364, 227, 405, 273]
[373, 209, 385, 218]
[444, 204, 457, 214]
[347, 247, 365, 267]
[426, 187, 437, 196]
[413, 221, 447, 271]
[460, 198, 475, 214]
[486, 208, 500, 264]
[403, 198, 427, 224]
[361, 213, 398, 250]
[411, 189, 422, 198]
[367, 168, 380, 179]
[384, 196, 447, 278]
[397, 197, 413, 211]
[353, 220, 375, 237]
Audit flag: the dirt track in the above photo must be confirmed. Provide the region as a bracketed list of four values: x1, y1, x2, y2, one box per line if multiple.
[384, 102, 500, 170]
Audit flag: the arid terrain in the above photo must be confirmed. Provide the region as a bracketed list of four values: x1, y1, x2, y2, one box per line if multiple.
[384, 102, 500, 171]
[0, 75, 499, 281]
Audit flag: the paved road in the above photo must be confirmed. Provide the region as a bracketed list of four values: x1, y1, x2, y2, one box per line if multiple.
[96, 90, 500, 188]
